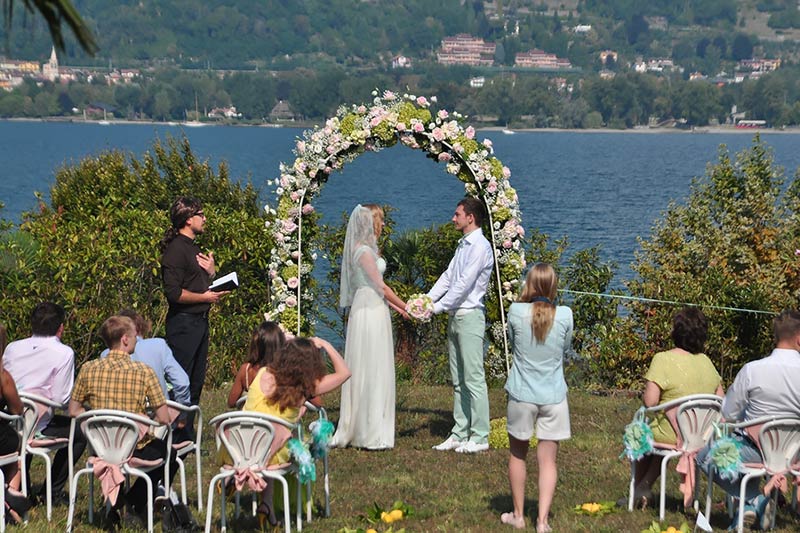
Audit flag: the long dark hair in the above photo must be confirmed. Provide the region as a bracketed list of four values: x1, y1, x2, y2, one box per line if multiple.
[247, 321, 285, 367]
[160, 196, 202, 252]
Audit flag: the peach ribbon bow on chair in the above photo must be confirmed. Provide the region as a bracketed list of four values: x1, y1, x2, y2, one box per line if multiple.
[234, 466, 267, 492]
[676, 451, 698, 508]
[91, 458, 126, 506]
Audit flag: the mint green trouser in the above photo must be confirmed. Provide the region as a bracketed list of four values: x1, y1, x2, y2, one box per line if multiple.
[447, 309, 489, 444]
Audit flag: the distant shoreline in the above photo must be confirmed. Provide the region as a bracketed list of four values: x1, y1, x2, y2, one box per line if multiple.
[3, 117, 798, 134]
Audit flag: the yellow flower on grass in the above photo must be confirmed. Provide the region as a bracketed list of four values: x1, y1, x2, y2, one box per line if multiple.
[580, 503, 601, 513]
[389, 509, 404, 521]
[367, 529, 378, 533]
[381, 511, 394, 523]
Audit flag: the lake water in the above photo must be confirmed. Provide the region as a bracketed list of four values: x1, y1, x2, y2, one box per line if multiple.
[2, 120, 800, 284]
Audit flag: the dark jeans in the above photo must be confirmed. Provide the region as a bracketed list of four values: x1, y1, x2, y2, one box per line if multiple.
[26, 414, 87, 496]
[166, 312, 209, 430]
[125, 438, 178, 513]
[0, 422, 19, 471]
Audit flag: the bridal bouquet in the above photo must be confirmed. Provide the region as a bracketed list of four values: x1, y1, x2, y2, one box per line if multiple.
[405, 294, 434, 322]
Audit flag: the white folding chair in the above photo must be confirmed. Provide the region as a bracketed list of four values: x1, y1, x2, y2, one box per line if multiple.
[627, 394, 722, 520]
[707, 417, 800, 533]
[297, 401, 331, 519]
[0, 411, 23, 533]
[66, 409, 172, 533]
[156, 400, 203, 511]
[17, 392, 69, 522]
[205, 411, 302, 533]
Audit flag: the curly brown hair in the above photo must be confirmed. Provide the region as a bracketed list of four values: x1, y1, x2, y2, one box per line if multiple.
[268, 337, 327, 411]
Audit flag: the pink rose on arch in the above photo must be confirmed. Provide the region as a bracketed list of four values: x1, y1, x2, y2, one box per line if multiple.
[502, 166, 511, 179]
[282, 220, 298, 233]
[296, 141, 306, 154]
[465, 126, 475, 139]
[290, 191, 300, 202]
[516, 226, 525, 236]
[412, 122, 425, 133]
[357, 105, 367, 114]
[483, 139, 493, 148]
[287, 277, 299, 289]
[416, 96, 429, 107]
[275, 232, 285, 242]
[503, 240, 513, 249]
[431, 128, 445, 142]
[383, 90, 396, 100]
[285, 296, 297, 307]
[291, 251, 300, 259]
[438, 152, 452, 162]
[302, 204, 315, 215]
[324, 166, 334, 174]
[269, 270, 278, 279]
[437, 110, 449, 120]
[452, 142, 464, 154]
[486, 180, 498, 193]
[396, 122, 407, 132]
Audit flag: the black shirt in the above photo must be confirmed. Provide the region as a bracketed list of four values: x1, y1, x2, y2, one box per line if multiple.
[161, 234, 211, 316]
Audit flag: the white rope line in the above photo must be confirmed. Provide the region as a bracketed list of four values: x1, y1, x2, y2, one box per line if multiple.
[559, 289, 779, 316]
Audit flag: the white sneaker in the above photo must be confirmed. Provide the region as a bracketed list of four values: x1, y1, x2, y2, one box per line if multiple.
[432, 436, 464, 451]
[455, 441, 489, 454]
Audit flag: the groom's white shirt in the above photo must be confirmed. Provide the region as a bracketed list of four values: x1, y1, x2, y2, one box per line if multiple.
[428, 228, 494, 314]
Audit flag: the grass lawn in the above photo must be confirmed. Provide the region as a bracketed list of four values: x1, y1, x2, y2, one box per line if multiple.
[22, 385, 800, 531]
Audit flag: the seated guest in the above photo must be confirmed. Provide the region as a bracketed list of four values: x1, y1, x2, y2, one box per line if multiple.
[698, 309, 800, 530]
[0, 323, 29, 523]
[69, 315, 177, 525]
[100, 309, 191, 407]
[242, 336, 350, 526]
[3, 302, 86, 505]
[625, 307, 723, 508]
[226, 321, 285, 408]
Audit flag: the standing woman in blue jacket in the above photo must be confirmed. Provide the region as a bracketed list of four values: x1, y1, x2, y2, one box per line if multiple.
[500, 263, 573, 533]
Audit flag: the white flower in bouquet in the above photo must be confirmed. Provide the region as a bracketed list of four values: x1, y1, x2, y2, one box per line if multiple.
[405, 293, 434, 322]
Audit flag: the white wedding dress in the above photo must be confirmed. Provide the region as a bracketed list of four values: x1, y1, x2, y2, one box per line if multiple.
[331, 245, 395, 449]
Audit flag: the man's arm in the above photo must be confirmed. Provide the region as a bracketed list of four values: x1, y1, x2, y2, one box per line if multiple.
[51, 348, 75, 405]
[432, 246, 492, 314]
[721, 366, 749, 421]
[68, 399, 85, 418]
[162, 344, 191, 406]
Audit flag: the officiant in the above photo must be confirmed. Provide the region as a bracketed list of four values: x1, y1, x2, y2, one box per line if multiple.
[160, 196, 229, 435]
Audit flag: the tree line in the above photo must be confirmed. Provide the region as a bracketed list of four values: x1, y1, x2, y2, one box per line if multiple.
[3, 65, 800, 127]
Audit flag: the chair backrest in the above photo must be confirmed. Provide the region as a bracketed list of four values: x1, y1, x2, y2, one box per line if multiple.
[77, 410, 152, 466]
[674, 397, 723, 452]
[19, 398, 41, 445]
[757, 418, 800, 474]
[212, 412, 277, 470]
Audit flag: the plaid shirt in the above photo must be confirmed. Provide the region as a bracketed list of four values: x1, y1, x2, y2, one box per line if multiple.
[72, 350, 166, 417]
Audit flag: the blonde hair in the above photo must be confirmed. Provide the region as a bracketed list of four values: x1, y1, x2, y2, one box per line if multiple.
[99, 316, 136, 349]
[519, 263, 558, 342]
[362, 204, 384, 239]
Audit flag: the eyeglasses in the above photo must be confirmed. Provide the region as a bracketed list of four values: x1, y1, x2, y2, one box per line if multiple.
[193, 211, 206, 219]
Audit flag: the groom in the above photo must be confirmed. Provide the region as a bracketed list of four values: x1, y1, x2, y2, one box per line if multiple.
[426, 197, 494, 454]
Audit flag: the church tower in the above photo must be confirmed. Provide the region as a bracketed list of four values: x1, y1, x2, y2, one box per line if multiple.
[42, 46, 59, 81]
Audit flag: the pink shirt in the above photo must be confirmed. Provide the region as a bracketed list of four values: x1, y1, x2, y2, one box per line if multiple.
[3, 335, 74, 431]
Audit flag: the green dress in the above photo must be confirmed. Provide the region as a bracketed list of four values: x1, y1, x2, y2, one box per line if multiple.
[644, 349, 722, 444]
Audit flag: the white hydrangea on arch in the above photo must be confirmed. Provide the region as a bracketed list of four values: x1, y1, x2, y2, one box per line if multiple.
[265, 91, 526, 373]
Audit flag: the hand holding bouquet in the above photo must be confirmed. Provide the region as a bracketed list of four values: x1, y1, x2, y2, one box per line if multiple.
[405, 294, 434, 322]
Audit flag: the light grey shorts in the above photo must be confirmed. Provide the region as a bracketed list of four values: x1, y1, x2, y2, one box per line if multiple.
[506, 397, 571, 441]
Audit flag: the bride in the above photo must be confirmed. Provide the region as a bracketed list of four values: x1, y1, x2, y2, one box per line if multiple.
[331, 204, 408, 449]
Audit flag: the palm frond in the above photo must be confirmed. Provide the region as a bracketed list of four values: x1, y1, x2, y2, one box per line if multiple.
[4, 0, 97, 55]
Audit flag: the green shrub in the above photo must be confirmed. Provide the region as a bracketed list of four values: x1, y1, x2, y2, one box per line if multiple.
[0, 137, 272, 386]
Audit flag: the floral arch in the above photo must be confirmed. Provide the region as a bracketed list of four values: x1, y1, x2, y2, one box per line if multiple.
[265, 91, 526, 373]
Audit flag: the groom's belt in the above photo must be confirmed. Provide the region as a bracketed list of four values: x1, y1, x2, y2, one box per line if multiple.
[448, 307, 481, 317]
